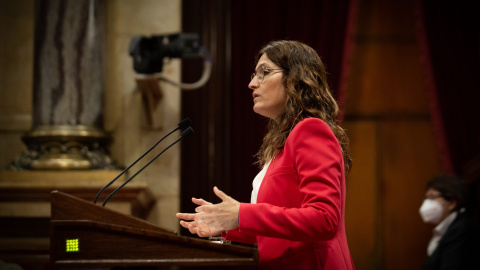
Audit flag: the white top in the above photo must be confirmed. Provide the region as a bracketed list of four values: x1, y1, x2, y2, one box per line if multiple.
[427, 209, 461, 256]
[250, 161, 271, 204]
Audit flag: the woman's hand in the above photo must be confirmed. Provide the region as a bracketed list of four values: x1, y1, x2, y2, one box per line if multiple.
[176, 186, 240, 237]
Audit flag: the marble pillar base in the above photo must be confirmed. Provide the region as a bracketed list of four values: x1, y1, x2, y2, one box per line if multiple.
[9, 125, 118, 171]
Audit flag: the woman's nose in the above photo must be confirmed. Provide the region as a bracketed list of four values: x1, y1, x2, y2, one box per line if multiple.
[248, 78, 259, 90]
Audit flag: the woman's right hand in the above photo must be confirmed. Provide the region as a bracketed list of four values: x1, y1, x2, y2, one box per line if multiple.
[176, 197, 220, 237]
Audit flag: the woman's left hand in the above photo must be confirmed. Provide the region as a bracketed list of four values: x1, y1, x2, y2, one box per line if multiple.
[176, 186, 240, 237]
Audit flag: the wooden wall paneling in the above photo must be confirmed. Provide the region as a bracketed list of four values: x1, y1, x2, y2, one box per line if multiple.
[345, 41, 428, 116]
[380, 120, 440, 270]
[345, 0, 428, 116]
[344, 0, 442, 268]
[343, 120, 379, 270]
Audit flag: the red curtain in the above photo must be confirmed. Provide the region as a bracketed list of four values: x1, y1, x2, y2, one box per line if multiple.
[415, 0, 480, 176]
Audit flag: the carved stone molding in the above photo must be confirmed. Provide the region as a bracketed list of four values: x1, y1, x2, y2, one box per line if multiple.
[9, 125, 117, 170]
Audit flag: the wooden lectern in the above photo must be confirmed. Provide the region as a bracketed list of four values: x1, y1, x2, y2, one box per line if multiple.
[50, 191, 258, 268]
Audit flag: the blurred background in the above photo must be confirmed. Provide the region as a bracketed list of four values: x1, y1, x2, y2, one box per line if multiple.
[0, 0, 479, 269]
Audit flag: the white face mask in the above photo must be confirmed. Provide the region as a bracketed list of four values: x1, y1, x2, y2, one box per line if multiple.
[419, 199, 444, 224]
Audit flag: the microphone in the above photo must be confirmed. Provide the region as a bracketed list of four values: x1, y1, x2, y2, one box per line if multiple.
[94, 118, 192, 204]
[101, 126, 194, 207]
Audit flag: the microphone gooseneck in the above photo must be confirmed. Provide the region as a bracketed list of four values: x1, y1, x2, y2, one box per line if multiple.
[94, 118, 192, 205]
[101, 126, 194, 207]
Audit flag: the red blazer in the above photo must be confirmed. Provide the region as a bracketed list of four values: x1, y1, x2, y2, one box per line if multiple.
[224, 118, 355, 270]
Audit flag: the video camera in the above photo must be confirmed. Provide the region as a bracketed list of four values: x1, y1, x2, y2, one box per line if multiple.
[129, 33, 200, 74]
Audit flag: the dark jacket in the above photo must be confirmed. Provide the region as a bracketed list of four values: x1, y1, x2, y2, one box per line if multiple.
[423, 211, 476, 270]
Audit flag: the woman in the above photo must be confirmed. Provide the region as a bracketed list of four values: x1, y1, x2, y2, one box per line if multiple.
[176, 40, 355, 270]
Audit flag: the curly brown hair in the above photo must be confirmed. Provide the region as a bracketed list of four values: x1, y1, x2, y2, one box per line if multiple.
[254, 40, 352, 173]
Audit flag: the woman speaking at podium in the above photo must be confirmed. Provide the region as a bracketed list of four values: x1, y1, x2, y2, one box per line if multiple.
[176, 40, 355, 270]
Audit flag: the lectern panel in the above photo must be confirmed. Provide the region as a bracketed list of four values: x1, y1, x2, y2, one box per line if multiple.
[50, 191, 258, 267]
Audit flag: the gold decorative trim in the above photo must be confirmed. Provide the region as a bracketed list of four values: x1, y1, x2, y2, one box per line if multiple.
[9, 125, 118, 171]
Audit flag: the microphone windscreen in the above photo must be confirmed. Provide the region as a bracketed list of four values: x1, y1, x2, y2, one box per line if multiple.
[181, 127, 194, 138]
[178, 118, 191, 131]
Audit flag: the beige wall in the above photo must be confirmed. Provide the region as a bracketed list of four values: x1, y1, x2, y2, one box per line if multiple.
[0, 0, 183, 231]
[0, 1, 34, 168]
[105, 0, 182, 231]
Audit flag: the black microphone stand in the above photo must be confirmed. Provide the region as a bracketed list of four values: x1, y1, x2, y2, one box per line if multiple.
[101, 127, 194, 207]
[93, 118, 191, 204]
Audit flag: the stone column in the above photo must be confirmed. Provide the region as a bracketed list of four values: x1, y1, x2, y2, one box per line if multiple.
[10, 0, 116, 170]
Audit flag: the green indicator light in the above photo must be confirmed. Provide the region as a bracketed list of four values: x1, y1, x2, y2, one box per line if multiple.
[66, 238, 79, 252]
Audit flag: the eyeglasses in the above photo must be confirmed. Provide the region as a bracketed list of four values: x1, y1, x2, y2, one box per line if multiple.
[251, 65, 283, 83]
[426, 194, 443, 200]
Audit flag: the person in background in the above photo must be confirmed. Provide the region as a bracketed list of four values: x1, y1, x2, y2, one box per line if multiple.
[419, 174, 475, 270]
[176, 40, 355, 270]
